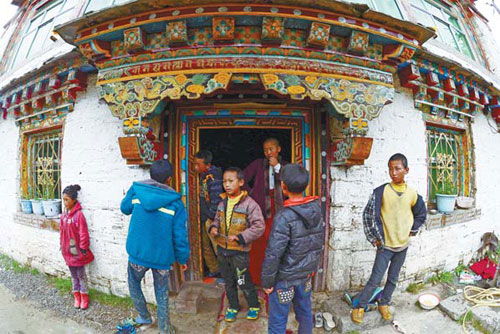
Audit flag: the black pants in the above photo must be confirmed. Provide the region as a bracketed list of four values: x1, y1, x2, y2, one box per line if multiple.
[218, 251, 260, 310]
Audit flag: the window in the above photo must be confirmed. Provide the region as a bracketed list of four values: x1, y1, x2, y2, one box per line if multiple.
[426, 126, 472, 205]
[410, 0, 475, 60]
[345, 0, 403, 19]
[9, 0, 76, 70]
[84, 0, 131, 14]
[24, 130, 62, 199]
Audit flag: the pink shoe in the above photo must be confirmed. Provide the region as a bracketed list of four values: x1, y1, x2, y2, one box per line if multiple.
[73, 291, 81, 309]
[80, 292, 89, 310]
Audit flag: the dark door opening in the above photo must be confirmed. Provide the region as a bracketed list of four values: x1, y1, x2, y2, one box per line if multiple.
[199, 128, 292, 170]
[197, 127, 292, 278]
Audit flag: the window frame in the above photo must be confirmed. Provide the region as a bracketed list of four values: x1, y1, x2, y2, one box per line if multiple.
[425, 124, 473, 206]
[8, 0, 76, 70]
[22, 127, 63, 200]
[410, 0, 478, 60]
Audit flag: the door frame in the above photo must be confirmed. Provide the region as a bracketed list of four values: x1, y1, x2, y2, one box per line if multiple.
[168, 103, 328, 290]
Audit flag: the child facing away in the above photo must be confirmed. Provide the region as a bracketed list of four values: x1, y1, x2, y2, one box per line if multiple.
[208, 167, 265, 322]
[60, 184, 94, 310]
[261, 164, 325, 334]
[352, 153, 427, 324]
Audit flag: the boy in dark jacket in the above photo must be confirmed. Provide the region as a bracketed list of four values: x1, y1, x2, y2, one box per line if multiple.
[262, 164, 324, 334]
[208, 167, 265, 322]
[194, 150, 224, 277]
[352, 153, 427, 324]
[121, 159, 189, 334]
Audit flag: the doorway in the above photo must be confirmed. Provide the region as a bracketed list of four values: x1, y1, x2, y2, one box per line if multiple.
[167, 104, 327, 291]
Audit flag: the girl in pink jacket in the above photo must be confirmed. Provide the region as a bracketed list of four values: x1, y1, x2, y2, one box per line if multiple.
[60, 184, 94, 310]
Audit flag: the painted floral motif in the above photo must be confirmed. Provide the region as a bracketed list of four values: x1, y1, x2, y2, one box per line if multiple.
[213, 17, 234, 41]
[167, 20, 188, 45]
[307, 22, 331, 48]
[188, 28, 213, 46]
[146, 33, 166, 49]
[282, 29, 306, 47]
[262, 17, 284, 42]
[366, 44, 383, 61]
[348, 30, 369, 54]
[124, 27, 145, 52]
[235, 26, 260, 44]
[124, 117, 139, 128]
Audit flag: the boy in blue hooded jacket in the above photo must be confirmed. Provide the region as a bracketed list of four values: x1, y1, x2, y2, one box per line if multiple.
[121, 159, 189, 334]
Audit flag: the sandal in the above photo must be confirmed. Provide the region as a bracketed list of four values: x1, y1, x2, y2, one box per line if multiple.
[323, 312, 336, 331]
[314, 312, 323, 328]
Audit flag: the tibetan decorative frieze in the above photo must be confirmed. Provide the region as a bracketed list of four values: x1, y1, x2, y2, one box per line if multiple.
[54, 2, 436, 166]
[123, 27, 146, 53]
[260, 74, 394, 135]
[262, 17, 285, 43]
[78, 40, 111, 60]
[98, 72, 232, 119]
[212, 17, 235, 42]
[347, 31, 369, 54]
[307, 22, 331, 48]
[398, 61, 493, 127]
[166, 20, 188, 46]
[1, 56, 88, 132]
[96, 57, 394, 85]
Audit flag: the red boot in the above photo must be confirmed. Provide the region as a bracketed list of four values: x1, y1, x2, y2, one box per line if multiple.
[73, 291, 81, 309]
[80, 292, 89, 310]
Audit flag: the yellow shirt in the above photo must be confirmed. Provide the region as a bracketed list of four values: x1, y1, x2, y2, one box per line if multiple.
[381, 182, 417, 248]
[226, 192, 244, 230]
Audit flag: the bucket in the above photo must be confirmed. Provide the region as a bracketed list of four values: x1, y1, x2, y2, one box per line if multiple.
[436, 194, 457, 214]
[42, 200, 62, 217]
[20, 200, 33, 214]
[31, 200, 44, 215]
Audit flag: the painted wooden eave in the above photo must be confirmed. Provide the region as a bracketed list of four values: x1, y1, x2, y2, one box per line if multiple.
[55, 0, 435, 46]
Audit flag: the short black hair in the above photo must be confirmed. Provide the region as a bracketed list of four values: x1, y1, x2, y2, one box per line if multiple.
[281, 164, 309, 193]
[150, 159, 173, 183]
[389, 153, 408, 169]
[63, 184, 81, 200]
[194, 150, 213, 164]
[224, 167, 245, 181]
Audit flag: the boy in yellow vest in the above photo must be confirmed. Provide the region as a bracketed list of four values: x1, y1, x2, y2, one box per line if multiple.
[352, 153, 427, 324]
[208, 167, 265, 322]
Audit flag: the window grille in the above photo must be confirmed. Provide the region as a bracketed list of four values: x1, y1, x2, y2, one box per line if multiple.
[27, 131, 62, 199]
[426, 126, 471, 204]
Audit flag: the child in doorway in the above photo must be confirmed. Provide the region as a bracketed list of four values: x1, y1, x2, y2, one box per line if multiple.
[351, 153, 427, 323]
[261, 164, 325, 334]
[60, 184, 94, 310]
[208, 167, 265, 322]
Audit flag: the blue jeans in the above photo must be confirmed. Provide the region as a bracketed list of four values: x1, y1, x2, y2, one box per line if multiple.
[357, 248, 408, 308]
[268, 280, 313, 334]
[127, 261, 172, 334]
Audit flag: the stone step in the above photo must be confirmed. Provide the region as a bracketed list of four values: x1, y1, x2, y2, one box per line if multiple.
[321, 295, 394, 334]
[440, 293, 500, 334]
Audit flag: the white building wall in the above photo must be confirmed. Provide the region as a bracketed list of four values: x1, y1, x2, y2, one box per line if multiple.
[326, 84, 500, 291]
[0, 75, 155, 298]
[0, 112, 21, 260]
